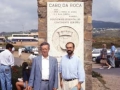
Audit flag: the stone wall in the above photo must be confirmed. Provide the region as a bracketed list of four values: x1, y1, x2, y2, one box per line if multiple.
[37, 0, 92, 90]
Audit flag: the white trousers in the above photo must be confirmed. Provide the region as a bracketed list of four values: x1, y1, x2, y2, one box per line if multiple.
[62, 79, 78, 90]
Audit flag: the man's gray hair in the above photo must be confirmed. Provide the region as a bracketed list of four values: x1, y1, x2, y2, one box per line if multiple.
[40, 42, 50, 49]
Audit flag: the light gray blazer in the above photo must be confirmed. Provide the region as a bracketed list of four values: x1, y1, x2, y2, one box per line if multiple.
[28, 55, 58, 90]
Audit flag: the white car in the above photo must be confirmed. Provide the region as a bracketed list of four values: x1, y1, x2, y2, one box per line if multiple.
[33, 51, 39, 55]
[92, 48, 112, 62]
[20, 46, 26, 52]
[92, 49, 101, 62]
[32, 47, 38, 53]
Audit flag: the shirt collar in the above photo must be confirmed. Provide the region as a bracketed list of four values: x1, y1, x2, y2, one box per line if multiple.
[67, 54, 74, 59]
[42, 56, 49, 60]
[5, 49, 11, 53]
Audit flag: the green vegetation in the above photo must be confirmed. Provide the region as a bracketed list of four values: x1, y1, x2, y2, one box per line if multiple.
[93, 37, 120, 48]
[92, 71, 102, 78]
[92, 71, 110, 89]
[12, 65, 22, 90]
[92, 71, 106, 84]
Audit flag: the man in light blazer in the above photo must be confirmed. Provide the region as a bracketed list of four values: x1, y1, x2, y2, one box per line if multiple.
[27, 42, 58, 90]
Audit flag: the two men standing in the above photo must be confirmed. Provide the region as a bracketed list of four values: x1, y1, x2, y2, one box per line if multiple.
[27, 42, 85, 90]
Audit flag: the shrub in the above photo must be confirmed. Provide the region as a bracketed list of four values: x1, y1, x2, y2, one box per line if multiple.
[92, 71, 106, 84]
[93, 37, 120, 48]
[12, 65, 22, 90]
[92, 71, 102, 78]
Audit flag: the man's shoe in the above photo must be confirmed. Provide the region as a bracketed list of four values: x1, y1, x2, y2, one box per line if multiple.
[108, 66, 111, 69]
[99, 67, 104, 69]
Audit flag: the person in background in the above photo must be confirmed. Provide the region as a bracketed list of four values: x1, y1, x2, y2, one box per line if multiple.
[0, 43, 15, 90]
[18, 48, 22, 57]
[109, 43, 116, 68]
[99, 44, 111, 69]
[28, 52, 36, 61]
[59, 42, 85, 90]
[16, 62, 30, 90]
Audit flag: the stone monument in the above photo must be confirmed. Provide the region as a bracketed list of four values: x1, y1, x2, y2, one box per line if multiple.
[48, 2, 85, 89]
[37, 0, 92, 90]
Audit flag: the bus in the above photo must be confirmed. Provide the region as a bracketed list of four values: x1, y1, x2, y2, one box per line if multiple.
[12, 33, 38, 38]
[8, 34, 38, 42]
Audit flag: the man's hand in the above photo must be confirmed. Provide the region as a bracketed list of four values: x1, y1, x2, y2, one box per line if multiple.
[53, 88, 57, 90]
[27, 86, 32, 90]
[77, 82, 81, 90]
[11, 66, 15, 69]
[60, 81, 63, 89]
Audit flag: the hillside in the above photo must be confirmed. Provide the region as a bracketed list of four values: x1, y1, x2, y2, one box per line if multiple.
[93, 30, 120, 38]
[93, 20, 120, 28]
[0, 29, 38, 36]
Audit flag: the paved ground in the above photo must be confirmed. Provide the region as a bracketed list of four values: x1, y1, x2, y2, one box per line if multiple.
[92, 62, 120, 90]
[14, 51, 30, 66]
[13, 41, 38, 47]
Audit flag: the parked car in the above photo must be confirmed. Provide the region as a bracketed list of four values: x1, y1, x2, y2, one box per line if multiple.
[32, 47, 38, 53]
[114, 50, 120, 67]
[95, 50, 120, 67]
[92, 48, 111, 62]
[95, 55, 111, 64]
[33, 51, 39, 55]
[24, 46, 36, 53]
[0, 48, 5, 53]
[20, 46, 26, 52]
[5, 40, 16, 44]
[92, 48, 101, 62]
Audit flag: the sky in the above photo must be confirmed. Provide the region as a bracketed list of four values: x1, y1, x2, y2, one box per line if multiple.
[0, 0, 38, 32]
[92, 0, 120, 22]
[0, 0, 120, 32]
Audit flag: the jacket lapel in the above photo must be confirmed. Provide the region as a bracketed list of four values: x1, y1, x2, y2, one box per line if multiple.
[49, 56, 53, 77]
[38, 55, 42, 73]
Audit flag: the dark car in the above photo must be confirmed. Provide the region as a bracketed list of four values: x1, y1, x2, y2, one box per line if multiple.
[114, 51, 120, 67]
[95, 51, 120, 67]
[0, 49, 5, 53]
[24, 46, 35, 53]
[95, 55, 111, 64]
[5, 40, 16, 44]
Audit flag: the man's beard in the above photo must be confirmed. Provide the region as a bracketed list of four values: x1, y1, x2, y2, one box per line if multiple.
[67, 50, 73, 55]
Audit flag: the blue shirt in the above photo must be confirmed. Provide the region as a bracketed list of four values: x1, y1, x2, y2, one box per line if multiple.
[111, 45, 116, 54]
[59, 54, 85, 83]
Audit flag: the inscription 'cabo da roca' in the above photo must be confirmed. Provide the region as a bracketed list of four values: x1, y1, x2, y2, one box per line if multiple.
[52, 26, 79, 52]
[49, 3, 82, 7]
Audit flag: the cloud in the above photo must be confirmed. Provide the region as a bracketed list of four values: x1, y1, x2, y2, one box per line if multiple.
[0, 0, 120, 32]
[92, 0, 120, 22]
[0, 0, 38, 32]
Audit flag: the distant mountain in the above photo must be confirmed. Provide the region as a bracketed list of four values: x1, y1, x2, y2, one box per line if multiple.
[93, 20, 120, 28]
[93, 30, 120, 38]
[30, 29, 38, 32]
[0, 29, 38, 36]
